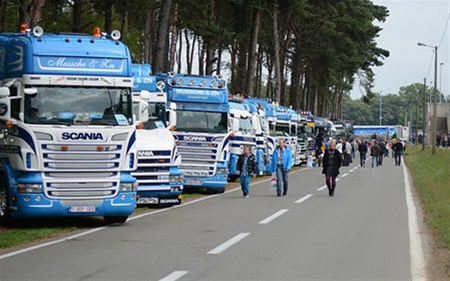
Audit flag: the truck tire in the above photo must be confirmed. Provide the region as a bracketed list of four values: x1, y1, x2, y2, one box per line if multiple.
[228, 175, 239, 182]
[0, 174, 10, 221]
[205, 187, 225, 194]
[103, 216, 128, 224]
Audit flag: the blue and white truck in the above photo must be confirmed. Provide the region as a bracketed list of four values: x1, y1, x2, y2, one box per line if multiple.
[228, 100, 257, 180]
[131, 64, 183, 206]
[0, 27, 137, 223]
[159, 74, 230, 194]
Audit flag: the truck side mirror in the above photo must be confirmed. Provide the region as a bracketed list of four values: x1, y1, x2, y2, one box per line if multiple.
[139, 101, 149, 124]
[0, 88, 11, 121]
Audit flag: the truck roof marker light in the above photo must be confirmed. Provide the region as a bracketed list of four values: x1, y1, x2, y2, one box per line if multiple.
[189, 80, 195, 86]
[199, 80, 206, 87]
[32, 26, 44, 37]
[111, 30, 121, 40]
[92, 27, 102, 38]
[20, 23, 29, 34]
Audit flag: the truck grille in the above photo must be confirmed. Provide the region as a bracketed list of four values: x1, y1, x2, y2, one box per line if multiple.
[176, 141, 218, 177]
[40, 143, 122, 200]
[132, 150, 171, 186]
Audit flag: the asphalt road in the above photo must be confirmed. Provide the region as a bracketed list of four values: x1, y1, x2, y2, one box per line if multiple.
[0, 155, 414, 281]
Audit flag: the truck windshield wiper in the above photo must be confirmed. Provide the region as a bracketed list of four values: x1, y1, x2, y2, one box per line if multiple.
[28, 119, 72, 126]
[90, 119, 118, 126]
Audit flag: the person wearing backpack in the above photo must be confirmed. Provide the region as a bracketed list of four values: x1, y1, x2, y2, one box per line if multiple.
[237, 146, 257, 198]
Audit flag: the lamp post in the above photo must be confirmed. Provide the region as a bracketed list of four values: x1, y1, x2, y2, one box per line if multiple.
[418, 42, 437, 154]
[379, 93, 382, 126]
[440, 62, 443, 103]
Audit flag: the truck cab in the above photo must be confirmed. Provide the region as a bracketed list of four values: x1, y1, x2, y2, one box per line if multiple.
[0, 27, 137, 223]
[159, 74, 229, 194]
[228, 100, 257, 180]
[131, 64, 183, 206]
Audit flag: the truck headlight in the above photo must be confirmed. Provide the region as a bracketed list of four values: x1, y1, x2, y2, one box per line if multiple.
[17, 184, 42, 193]
[169, 175, 184, 184]
[119, 182, 138, 192]
[216, 167, 229, 175]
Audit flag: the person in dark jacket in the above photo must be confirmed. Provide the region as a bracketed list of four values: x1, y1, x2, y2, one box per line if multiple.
[237, 146, 257, 198]
[378, 140, 387, 166]
[393, 140, 404, 166]
[370, 141, 381, 168]
[322, 140, 342, 197]
[358, 139, 368, 167]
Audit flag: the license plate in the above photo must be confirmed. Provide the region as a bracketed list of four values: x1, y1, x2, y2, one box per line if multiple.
[185, 179, 202, 185]
[159, 198, 181, 205]
[69, 206, 96, 213]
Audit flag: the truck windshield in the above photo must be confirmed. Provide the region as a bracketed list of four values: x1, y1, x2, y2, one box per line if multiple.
[274, 123, 290, 136]
[290, 124, 297, 136]
[134, 102, 166, 130]
[239, 118, 254, 134]
[176, 110, 227, 134]
[25, 86, 132, 126]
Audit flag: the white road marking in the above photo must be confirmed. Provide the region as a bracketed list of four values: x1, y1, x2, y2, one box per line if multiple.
[259, 209, 289, 224]
[336, 178, 341, 182]
[402, 163, 427, 280]
[0, 167, 311, 260]
[341, 173, 349, 178]
[317, 185, 327, 191]
[295, 194, 314, 204]
[159, 271, 189, 281]
[207, 233, 251, 255]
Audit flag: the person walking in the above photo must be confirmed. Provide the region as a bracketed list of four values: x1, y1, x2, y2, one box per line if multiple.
[271, 138, 293, 197]
[370, 141, 381, 168]
[322, 140, 342, 197]
[393, 140, 404, 166]
[237, 146, 256, 198]
[358, 139, 368, 167]
[378, 140, 387, 166]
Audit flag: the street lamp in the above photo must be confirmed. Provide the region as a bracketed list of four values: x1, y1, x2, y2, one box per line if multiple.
[439, 62, 444, 103]
[418, 42, 437, 154]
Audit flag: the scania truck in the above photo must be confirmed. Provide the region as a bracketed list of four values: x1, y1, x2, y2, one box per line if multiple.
[159, 74, 229, 194]
[131, 64, 183, 206]
[0, 27, 137, 223]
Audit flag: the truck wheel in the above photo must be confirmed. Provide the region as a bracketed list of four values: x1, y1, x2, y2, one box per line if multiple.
[0, 174, 10, 220]
[103, 216, 128, 224]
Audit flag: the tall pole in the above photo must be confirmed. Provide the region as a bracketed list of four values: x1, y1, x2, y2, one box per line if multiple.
[379, 94, 382, 126]
[423, 78, 426, 151]
[439, 62, 443, 103]
[432, 46, 437, 154]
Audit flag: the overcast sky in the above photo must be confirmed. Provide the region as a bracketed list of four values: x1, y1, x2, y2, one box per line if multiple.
[351, 0, 450, 98]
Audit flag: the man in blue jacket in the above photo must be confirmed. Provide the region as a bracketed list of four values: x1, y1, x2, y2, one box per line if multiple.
[271, 138, 294, 197]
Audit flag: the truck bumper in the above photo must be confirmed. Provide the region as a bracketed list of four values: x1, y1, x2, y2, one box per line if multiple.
[10, 192, 136, 218]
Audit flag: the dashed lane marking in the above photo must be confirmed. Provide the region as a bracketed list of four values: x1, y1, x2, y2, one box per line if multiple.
[259, 209, 289, 224]
[159, 271, 189, 281]
[207, 233, 251, 255]
[295, 194, 314, 204]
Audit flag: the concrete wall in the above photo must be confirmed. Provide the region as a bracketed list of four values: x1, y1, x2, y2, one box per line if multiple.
[427, 103, 450, 143]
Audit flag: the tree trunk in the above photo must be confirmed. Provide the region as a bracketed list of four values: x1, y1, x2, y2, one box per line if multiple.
[19, 0, 45, 29]
[216, 45, 222, 75]
[266, 52, 273, 100]
[205, 43, 214, 75]
[104, 1, 113, 33]
[72, 0, 83, 32]
[188, 34, 196, 74]
[236, 42, 248, 94]
[198, 40, 205, 75]
[177, 28, 183, 73]
[245, 8, 261, 97]
[168, 3, 178, 72]
[120, 3, 128, 41]
[289, 40, 301, 109]
[0, 0, 8, 32]
[256, 44, 263, 98]
[143, 9, 154, 64]
[272, 8, 282, 104]
[184, 30, 191, 74]
[230, 41, 237, 90]
[153, 0, 172, 73]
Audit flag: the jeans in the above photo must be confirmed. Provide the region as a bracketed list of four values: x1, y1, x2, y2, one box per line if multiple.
[240, 175, 251, 196]
[395, 153, 402, 166]
[325, 176, 336, 195]
[372, 156, 378, 168]
[378, 155, 383, 166]
[360, 153, 366, 166]
[276, 165, 289, 196]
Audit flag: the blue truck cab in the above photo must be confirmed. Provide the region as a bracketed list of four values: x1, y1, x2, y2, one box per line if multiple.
[131, 64, 183, 206]
[0, 27, 137, 223]
[158, 74, 230, 194]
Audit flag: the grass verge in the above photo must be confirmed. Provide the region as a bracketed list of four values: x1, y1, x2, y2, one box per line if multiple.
[405, 146, 450, 248]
